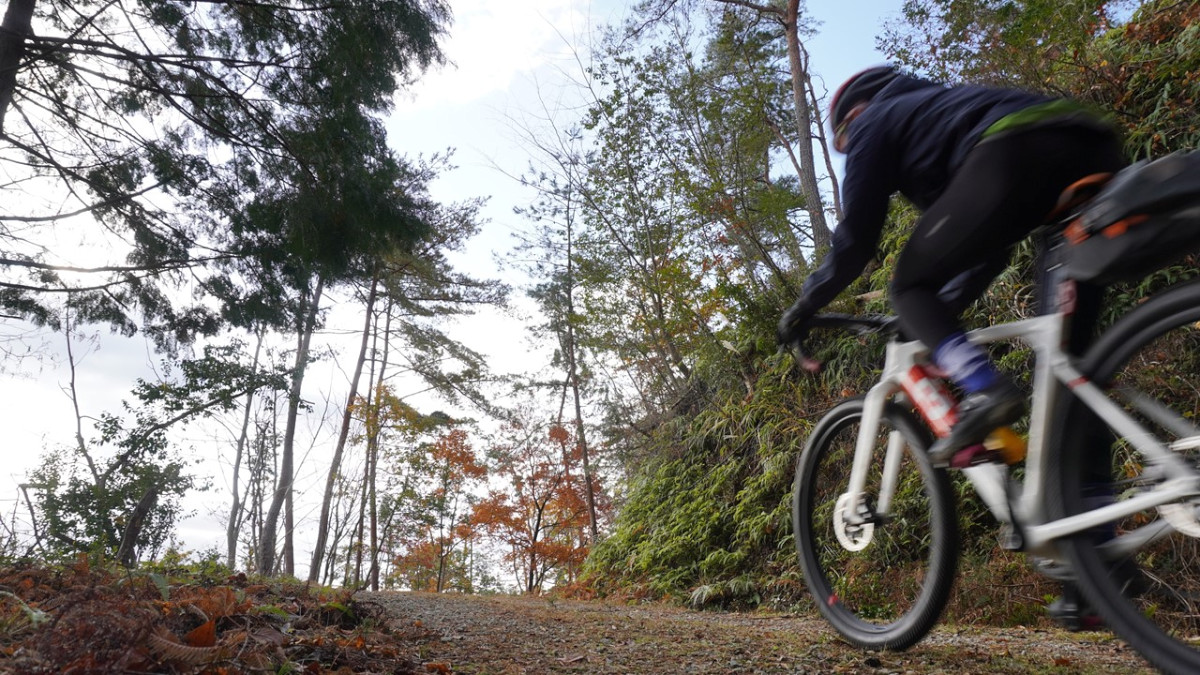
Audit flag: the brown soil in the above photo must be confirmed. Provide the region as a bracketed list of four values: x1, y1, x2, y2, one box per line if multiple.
[358, 591, 1157, 674]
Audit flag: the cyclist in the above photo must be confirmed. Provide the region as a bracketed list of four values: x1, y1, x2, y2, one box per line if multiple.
[777, 65, 1131, 630]
[776, 65, 1124, 464]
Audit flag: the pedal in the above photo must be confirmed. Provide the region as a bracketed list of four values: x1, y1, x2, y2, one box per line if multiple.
[1047, 587, 1106, 632]
[949, 443, 1001, 469]
[1048, 596, 1104, 631]
[1033, 557, 1076, 582]
[998, 522, 1023, 551]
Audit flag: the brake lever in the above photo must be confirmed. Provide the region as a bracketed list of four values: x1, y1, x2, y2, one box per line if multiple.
[781, 340, 822, 374]
[797, 351, 823, 374]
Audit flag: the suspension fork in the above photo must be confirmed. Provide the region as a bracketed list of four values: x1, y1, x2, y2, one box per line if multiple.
[840, 371, 907, 525]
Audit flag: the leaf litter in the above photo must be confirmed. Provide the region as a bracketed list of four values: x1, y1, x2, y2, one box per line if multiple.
[0, 558, 431, 673]
[0, 557, 1162, 674]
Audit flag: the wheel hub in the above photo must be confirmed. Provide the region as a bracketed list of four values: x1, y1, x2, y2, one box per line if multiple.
[833, 492, 875, 551]
[1158, 500, 1200, 537]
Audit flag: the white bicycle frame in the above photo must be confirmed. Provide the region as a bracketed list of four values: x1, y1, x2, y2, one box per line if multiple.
[840, 310, 1200, 563]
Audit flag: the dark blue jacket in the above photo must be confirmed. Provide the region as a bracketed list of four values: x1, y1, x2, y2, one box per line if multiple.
[798, 75, 1050, 313]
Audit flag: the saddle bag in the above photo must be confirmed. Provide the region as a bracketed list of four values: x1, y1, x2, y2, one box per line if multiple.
[1063, 150, 1200, 283]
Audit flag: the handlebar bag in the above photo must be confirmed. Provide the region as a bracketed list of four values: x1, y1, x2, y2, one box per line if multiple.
[1063, 150, 1200, 283]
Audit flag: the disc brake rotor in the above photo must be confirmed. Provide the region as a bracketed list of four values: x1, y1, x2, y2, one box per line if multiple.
[833, 492, 875, 551]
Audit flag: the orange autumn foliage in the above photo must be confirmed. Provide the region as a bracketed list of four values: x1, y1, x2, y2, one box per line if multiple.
[391, 428, 487, 593]
[473, 421, 606, 594]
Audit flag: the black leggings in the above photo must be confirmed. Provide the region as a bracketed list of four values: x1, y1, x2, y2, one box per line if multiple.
[891, 125, 1126, 354]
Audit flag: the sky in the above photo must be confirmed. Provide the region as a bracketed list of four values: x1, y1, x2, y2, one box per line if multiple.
[389, 0, 905, 261]
[0, 0, 904, 572]
[384, 0, 906, 380]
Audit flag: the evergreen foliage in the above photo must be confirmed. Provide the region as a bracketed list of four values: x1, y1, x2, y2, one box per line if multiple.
[583, 212, 899, 607]
[0, 0, 452, 347]
[573, 0, 1200, 620]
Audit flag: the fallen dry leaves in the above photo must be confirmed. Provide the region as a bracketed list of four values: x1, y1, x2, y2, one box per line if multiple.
[0, 558, 1167, 674]
[0, 557, 432, 673]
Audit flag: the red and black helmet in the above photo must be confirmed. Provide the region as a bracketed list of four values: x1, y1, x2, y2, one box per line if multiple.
[829, 66, 899, 135]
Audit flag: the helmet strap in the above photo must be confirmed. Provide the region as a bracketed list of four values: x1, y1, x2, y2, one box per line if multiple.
[833, 102, 869, 153]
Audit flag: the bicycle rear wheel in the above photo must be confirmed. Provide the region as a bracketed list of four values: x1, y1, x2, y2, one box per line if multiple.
[1051, 278, 1200, 674]
[793, 396, 958, 650]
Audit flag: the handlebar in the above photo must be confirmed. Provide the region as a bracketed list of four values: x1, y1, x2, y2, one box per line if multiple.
[806, 313, 902, 335]
[786, 313, 903, 373]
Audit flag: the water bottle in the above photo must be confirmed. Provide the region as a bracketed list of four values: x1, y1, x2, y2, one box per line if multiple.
[899, 363, 958, 438]
[901, 363, 1027, 466]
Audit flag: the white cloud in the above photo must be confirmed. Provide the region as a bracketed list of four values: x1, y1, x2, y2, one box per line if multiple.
[398, 0, 621, 112]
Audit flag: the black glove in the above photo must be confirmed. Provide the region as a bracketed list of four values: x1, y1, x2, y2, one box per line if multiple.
[776, 299, 814, 350]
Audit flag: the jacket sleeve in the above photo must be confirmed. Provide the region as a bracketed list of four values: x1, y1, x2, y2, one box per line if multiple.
[797, 137, 894, 314]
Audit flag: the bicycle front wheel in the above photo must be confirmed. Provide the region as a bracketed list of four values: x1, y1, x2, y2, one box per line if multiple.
[793, 396, 958, 650]
[1052, 278, 1200, 674]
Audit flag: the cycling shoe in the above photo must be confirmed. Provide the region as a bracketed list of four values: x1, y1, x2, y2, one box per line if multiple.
[1047, 559, 1145, 631]
[928, 379, 1024, 466]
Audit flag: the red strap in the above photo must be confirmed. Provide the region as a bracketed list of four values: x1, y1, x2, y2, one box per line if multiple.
[1101, 214, 1150, 239]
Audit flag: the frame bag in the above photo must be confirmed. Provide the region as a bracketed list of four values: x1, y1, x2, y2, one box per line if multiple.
[1064, 150, 1200, 283]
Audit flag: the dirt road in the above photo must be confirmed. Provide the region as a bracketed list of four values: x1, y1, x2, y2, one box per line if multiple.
[359, 591, 1156, 674]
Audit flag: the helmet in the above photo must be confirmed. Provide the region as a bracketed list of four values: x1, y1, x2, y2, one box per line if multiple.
[829, 66, 898, 133]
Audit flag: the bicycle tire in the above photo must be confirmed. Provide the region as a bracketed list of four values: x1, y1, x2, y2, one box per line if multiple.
[793, 396, 959, 650]
[1049, 278, 1200, 674]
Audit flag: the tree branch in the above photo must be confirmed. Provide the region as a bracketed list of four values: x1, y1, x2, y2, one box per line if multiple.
[0, 254, 230, 274]
[711, 0, 784, 19]
[0, 184, 160, 223]
[102, 381, 267, 484]
[0, 271, 161, 294]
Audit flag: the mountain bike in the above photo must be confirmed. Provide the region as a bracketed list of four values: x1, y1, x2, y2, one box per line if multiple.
[789, 152, 1200, 674]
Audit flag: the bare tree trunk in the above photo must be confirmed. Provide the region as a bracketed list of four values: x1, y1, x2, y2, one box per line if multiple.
[285, 483, 294, 574]
[246, 407, 276, 572]
[366, 419, 381, 589]
[804, 50, 843, 220]
[561, 206, 599, 543]
[342, 536, 354, 587]
[0, 0, 35, 132]
[64, 317, 102, 489]
[352, 473, 367, 586]
[323, 543, 338, 587]
[568, 366, 599, 542]
[708, 0, 831, 251]
[18, 484, 44, 556]
[436, 531, 447, 593]
[246, 443, 263, 572]
[117, 486, 158, 568]
[366, 298, 392, 591]
[324, 490, 351, 586]
[782, 0, 831, 252]
[259, 275, 325, 576]
[227, 328, 265, 569]
[308, 276, 378, 582]
[375, 469, 409, 589]
[322, 548, 337, 586]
